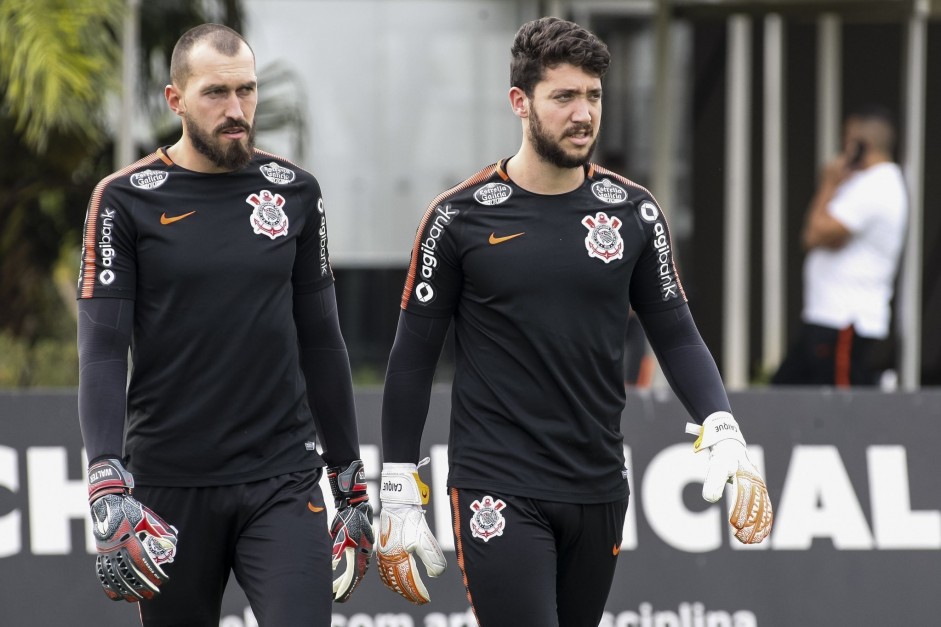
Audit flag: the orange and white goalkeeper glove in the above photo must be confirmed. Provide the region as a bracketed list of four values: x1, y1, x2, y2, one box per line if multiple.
[686, 412, 773, 544]
[376, 459, 447, 604]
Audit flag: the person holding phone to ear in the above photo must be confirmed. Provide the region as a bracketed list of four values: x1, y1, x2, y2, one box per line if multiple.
[772, 105, 907, 387]
[847, 139, 867, 169]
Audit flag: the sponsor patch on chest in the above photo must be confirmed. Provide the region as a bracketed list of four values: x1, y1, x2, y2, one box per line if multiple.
[591, 178, 628, 204]
[246, 190, 289, 239]
[473, 182, 513, 205]
[582, 211, 624, 263]
[130, 170, 169, 190]
[259, 162, 296, 185]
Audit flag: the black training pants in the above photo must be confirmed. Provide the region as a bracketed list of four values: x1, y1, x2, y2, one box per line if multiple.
[450, 487, 628, 627]
[133, 469, 332, 627]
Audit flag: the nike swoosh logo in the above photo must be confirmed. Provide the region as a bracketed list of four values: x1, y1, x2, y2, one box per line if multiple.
[612, 543, 621, 556]
[95, 500, 111, 536]
[308, 502, 325, 513]
[379, 517, 393, 546]
[160, 211, 196, 225]
[489, 232, 524, 245]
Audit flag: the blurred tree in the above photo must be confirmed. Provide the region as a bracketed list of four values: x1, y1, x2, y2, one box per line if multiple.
[0, 0, 247, 385]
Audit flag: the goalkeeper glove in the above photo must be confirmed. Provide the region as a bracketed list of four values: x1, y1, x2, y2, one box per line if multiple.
[686, 412, 774, 544]
[327, 459, 374, 602]
[376, 458, 446, 605]
[87, 458, 178, 602]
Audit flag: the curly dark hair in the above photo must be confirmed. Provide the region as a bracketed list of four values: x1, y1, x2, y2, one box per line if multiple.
[510, 17, 610, 97]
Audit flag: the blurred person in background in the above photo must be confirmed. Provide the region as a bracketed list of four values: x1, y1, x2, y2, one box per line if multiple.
[773, 105, 907, 387]
[76, 23, 371, 626]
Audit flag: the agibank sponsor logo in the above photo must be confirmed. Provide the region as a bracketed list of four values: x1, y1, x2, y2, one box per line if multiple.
[653, 222, 679, 301]
[638, 201, 679, 301]
[417, 203, 458, 293]
[97, 207, 118, 285]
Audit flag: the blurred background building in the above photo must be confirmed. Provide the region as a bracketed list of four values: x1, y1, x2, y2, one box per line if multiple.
[1, 0, 939, 388]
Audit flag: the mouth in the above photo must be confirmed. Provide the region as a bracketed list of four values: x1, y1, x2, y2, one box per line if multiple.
[217, 123, 250, 140]
[565, 126, 593, 147]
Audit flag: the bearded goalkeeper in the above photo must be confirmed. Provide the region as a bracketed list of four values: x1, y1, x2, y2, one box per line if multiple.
[376, 17, 772, 626]
[77, 24, 371, 626]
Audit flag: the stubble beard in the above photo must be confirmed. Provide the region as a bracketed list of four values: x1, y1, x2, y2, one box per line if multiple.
[185, 114, 256, 171]
[528, 106, 597, 170]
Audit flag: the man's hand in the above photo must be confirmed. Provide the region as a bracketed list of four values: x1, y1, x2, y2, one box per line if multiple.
[87, 458, 178, 602]
[327, 459, 374, 602]
[687, 413, 773, 544]
[376, 459, 446, 605]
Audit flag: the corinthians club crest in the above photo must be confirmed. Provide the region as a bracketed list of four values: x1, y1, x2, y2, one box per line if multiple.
[246, 190, 289, 239]
[582, 211, 623, 263]
[469, 496, 507, 542]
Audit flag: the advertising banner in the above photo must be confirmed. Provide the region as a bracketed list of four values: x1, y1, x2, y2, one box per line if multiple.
[1, 388, 939, 626]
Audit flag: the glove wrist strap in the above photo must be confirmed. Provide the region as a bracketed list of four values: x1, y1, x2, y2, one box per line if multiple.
[687, 411, 746, 452]
[327, 459, 368, 506]
[380, 459, 430, 506]
[88, 457, 134, 502]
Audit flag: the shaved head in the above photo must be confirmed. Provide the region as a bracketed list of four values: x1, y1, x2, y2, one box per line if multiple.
[170, 23, 253, 88]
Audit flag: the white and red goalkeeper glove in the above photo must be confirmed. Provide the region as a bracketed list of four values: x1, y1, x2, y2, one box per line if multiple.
[87, 458, 178, 602]
[686, 412, 774, 544]
[376, 458, 446, 605]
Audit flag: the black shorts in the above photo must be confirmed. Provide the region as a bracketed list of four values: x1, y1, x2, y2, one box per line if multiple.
[132, 469, 332, 627]
[772, 322, 879, 386]
[450, 487, 629, 627]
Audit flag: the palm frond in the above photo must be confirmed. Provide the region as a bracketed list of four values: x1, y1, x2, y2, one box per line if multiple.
[0, 0, 124, 152]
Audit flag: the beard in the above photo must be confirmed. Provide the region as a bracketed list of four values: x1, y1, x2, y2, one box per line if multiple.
[528, 106, 597, 169]
[184, 114, 255, 171]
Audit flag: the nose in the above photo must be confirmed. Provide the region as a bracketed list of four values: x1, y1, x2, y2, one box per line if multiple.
[223, 92, 246, 121]
[571, 98, 592, 123]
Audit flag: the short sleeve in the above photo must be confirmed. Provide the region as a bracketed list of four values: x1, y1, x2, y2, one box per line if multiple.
[628, 197, 688, 314]
[292, 179, 335, 295]
[828, 176, 877, 234]
[399, 202, 463, 318]
[77, 182, 138, 300]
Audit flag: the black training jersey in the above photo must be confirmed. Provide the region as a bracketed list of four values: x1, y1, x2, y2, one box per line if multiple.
[78, 148, 333, 486]
[400, 159, 687, 503]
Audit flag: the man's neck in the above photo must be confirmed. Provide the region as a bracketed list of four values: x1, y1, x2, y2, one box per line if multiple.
[166, 138, 230, 174]
[506, 143, 586, 195]
[865, 155, 893, 169]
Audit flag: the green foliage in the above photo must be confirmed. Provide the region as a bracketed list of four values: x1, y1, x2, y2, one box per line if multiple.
[0, 241, 80, 388]
[0, 0, 278, 389]
[0, 331, 79, 387]
[0, 0, 124, 153]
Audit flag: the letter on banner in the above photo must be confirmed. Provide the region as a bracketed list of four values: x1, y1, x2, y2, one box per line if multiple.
[771, 445, 873, 549]
[27, 447, 88, 554]
[643, 443, 721, 552]
[0, 446, 21, 557]
[867, 446, 941, 549]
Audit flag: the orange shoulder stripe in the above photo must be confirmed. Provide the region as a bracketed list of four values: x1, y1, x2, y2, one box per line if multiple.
[79, 152, 165, 299]
[400, 164, 497, 309]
